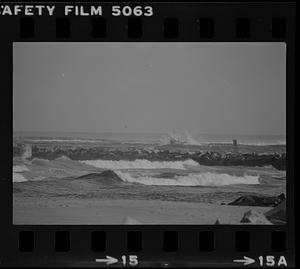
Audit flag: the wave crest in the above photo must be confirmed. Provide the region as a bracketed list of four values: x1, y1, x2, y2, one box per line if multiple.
[80, 159, 199, 170]
[115, 171, 260, 186]
[13, 165, 29, 182]
[13, 165, 29, 172]
[13, 173, 28, 182]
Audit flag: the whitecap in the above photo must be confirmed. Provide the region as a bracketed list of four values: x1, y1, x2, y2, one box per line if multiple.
[80, 159, 199, 170]
[13, 165, 29, 173]
[114, 171, 260, 186]
[13, 172, 28, 182]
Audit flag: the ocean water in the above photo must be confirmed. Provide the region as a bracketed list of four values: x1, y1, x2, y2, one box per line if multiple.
[13, 131, 286, 146]
[13, 131, 286, 204]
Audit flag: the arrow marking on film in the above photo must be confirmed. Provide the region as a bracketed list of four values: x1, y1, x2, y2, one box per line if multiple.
[96, 255, 118, 265]
[233, 256, 255, 266]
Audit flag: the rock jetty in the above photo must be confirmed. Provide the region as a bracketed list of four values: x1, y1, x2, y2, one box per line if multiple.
[13, 143, 286, 171]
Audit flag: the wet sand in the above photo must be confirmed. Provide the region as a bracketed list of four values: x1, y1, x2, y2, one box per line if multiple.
[13, 197, 270, 225]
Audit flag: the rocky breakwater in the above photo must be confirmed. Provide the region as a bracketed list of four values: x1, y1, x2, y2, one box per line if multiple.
[226, 194, 286, 224]
[191, 151, 286, 170]
[13, 144, 286, 170]
[229, 193, 285, 207]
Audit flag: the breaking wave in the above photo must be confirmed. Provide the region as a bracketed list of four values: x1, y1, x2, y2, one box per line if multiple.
[13, 165, 30, 182]
[13, 173, 28, 182]
[115, 171, 260, 186]
[80, 159, 199, 170]
[13, 165, 29, 173]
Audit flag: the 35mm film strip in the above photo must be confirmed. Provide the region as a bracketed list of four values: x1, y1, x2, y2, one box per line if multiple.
[0, 1, 295, 268]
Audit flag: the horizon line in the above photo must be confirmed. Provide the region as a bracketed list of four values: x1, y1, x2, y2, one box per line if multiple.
[13, 130, 286, 137]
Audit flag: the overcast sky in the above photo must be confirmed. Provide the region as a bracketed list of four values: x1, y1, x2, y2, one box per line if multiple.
[13, 42, 286, 135]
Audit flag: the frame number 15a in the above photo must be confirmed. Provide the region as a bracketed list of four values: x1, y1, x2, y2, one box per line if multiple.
[259, 256, 287, 267]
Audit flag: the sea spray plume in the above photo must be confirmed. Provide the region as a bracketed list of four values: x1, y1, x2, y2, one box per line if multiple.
[183, 131, 202, 145]
[161, 131, 201, 146]
[22, 144, 32, 160]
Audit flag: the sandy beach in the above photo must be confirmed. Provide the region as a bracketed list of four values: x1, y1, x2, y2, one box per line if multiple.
[13, 197, 270, 225]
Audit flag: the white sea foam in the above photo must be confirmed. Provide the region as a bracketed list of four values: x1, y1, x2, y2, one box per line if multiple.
[13, 173, 46, 183]
[13, 165, 30, 182]
[115, 171, 260, 186]
[13, 165, 29, 173]
[13, 173, 28, 182]
[81, 159, 199, 170]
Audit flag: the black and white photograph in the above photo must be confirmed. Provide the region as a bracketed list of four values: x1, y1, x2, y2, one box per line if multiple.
[13, 42, 286, 225]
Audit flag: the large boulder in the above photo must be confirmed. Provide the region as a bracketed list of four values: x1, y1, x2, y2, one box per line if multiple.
[241, 210, 272, 224]
[214, 218, 221, 225]
[228, 193, 285, 207]
[264, 200, 286, 224]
